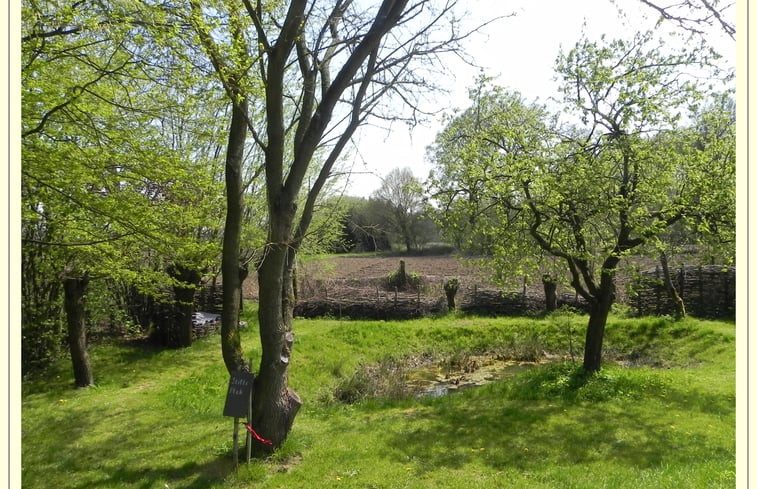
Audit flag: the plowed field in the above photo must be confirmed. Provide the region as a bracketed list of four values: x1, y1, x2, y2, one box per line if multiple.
[245, 254, 523, 301]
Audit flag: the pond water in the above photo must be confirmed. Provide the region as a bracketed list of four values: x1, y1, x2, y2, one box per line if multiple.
[405, 356, 540, 397]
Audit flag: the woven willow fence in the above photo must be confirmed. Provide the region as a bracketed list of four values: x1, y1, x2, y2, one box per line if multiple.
[629, 265, 735, 319]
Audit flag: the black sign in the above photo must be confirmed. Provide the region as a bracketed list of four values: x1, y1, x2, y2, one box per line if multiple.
[223, 371, 254, 418]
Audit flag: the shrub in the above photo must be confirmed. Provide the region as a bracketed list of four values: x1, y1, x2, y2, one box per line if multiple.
[386, 260, 422, 290]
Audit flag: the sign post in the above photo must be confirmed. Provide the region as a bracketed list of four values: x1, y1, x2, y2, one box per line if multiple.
[246, 359, 253, 463]
[223, 370, 254, 466]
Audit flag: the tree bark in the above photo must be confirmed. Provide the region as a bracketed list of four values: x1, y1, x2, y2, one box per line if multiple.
[444, 278, 459, 311]
[582, 269, 616, 373]
[252, 242, 301, 455]
[542, 274, 558, 312]
[238, 264, 249, 313]
[63, 274, 93, 388]
[221, 98, 249, 375]
[171, 265, 201, 348]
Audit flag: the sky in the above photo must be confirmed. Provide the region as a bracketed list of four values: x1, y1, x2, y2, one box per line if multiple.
[337, 0, 737, 198]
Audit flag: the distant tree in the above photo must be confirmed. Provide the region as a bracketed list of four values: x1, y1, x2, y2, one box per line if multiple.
[371, 167, 427, 251]
[427, 76, 541, 258]
[283, 193, 352, 266]
[330, 197, 390, 253]
[649, 92, 736, 319]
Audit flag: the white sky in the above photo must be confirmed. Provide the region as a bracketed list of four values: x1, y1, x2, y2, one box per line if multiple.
[338, 0, 736, 198]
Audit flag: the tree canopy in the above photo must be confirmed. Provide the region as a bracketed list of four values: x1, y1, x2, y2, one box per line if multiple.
[428, 31, 734, 372]
[21, 0, 230, 378]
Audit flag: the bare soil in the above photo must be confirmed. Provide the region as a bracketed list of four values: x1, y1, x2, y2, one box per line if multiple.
[299, 255, 498, 291]
[243, 255, 502, 302]
[243, 254, 595, 322]
[237, 252, 733, 321]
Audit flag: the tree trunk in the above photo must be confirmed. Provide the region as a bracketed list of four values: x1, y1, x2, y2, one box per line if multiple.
[397, 260, 407, 286]
[221, 99, 249, 375]
[238, 264, 249, 313]
[404, 233, 413, 252]
[63, 274, 93, 388]
[251, 243, 302, 454]
[582, 270, 616, 373]
[171, 265, 201, 348]
[444, 278, 459, 311]
[660, 251, 686, 319]
[542, 274, 558, 312]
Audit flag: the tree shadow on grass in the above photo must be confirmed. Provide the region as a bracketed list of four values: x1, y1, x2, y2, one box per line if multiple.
[60, 416, 236, 489]
[23, 393, 237, 489]
[22, 336, 215, 397]
[68, 456, 234, 489]
[382, 365, 733, 476]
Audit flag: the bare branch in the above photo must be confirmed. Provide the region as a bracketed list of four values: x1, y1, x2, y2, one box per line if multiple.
[637, 0, 735, 39]
[23, 234, 134, 247]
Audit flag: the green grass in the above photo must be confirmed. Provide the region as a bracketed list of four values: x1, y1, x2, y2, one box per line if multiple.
[21, 307, 735, 489]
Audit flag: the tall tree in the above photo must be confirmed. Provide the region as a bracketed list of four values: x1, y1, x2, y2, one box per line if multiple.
[21, 0, 227, 381]
[429, 32, 733, 373]
[428, 77, 550, 263]
[188, 0, 476, 452]
[22, 0, 142, 384]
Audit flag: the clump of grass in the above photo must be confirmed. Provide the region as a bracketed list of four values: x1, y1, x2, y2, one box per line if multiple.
[437, 350, 477, 374]
[332, 356, 413, 403]
[508, 329, 546, 361]
[385, 260, 422, 290]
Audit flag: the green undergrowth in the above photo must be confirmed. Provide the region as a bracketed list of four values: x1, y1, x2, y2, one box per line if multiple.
[21, 307, 735, 489]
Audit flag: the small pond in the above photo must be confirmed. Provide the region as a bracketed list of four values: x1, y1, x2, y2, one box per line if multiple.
[406, 356, 541, 397]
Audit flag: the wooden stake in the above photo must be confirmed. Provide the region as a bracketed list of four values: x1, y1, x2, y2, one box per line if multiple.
[246, 358, 253, 463]
[232, 417, 239, 467]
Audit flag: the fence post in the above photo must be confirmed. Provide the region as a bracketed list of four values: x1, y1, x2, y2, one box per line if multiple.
[722, 268, 730, 316]
[655, 266, 661, 315]
[698, 265, 703, 317]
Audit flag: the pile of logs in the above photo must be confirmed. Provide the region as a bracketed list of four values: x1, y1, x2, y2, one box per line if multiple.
[191, 311, 221, 338]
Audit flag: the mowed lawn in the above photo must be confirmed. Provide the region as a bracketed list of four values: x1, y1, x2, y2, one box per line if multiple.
[21, 306, 736, 489]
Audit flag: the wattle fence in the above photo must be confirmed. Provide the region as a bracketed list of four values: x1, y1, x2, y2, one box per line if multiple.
[196, 264, 736, 321]
[628, 265, 735, 319]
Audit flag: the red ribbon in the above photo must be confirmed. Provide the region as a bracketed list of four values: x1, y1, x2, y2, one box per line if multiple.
[243, 422, 273, 446]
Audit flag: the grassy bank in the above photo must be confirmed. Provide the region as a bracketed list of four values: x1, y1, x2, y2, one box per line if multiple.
[21, 307, 735, 488]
